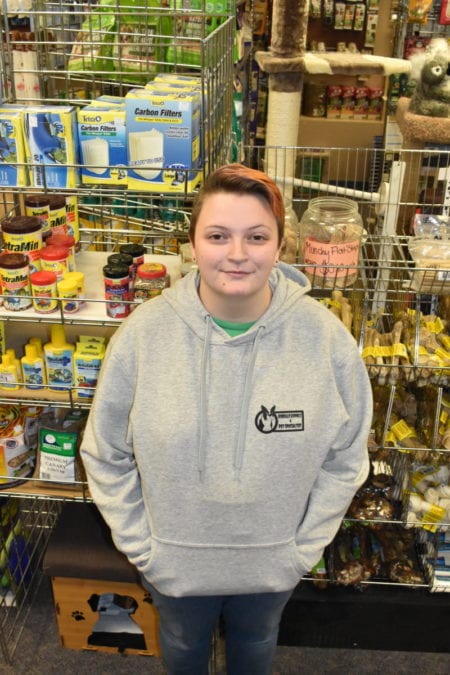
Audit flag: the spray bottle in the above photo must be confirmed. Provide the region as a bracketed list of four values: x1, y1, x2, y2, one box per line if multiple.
[44, 324, 74, 391]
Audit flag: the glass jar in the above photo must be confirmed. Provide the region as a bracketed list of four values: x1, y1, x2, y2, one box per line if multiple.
[298, 197, 363, 288]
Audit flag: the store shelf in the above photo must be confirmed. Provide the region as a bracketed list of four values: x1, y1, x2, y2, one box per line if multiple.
[298, 116, 386, 149]
[255, 50, 411, 77]
[0, 251, 182, 326]
[0, 479, 89, 501]
[279, 582, 450, 652]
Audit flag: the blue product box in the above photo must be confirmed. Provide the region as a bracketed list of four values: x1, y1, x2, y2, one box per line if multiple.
[0, 111, 28, 187]
[78, 104, 127, 185]
[125, 88, 202, 193]
[23, 106, 80, 189]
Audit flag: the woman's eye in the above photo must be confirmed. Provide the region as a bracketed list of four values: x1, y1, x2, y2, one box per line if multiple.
[251, 234, 267, 241]
[208, 233, 225, 240]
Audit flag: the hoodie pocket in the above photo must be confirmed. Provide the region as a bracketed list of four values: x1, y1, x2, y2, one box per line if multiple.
[291, 542, 323, 577]
[141, 537, 304, 596]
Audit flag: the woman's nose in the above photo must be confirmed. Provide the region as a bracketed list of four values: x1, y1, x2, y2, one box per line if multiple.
[228, 238, 247, 259]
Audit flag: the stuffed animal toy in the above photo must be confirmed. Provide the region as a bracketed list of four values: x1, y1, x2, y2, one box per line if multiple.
[409, 38, 450, 117]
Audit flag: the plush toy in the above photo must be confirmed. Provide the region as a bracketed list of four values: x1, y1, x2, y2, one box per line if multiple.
[409, 38, 450, 117]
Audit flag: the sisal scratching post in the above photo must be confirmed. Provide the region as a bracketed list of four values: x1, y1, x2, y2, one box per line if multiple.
[255, 0, 309, 201]
[395, 96, 450, 232]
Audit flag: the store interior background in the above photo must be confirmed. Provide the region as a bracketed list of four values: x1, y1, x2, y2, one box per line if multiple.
[1, 0, 450, 672]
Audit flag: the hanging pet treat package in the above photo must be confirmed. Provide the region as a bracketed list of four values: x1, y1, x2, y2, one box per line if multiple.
[299, 197, 364, 289]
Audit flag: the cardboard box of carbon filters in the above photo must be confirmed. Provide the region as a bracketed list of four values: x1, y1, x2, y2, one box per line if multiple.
[125, 87, 202, 192]
[78, 103, 127, 185]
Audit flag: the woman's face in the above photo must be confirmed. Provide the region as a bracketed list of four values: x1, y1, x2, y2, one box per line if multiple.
[190, 191, 281, 321]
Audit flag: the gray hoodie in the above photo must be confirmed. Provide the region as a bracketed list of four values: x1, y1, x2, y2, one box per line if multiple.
[80, 262, 372, 597]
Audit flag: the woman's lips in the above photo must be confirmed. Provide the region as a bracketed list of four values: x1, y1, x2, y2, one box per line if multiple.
[223, 270, 250, 275]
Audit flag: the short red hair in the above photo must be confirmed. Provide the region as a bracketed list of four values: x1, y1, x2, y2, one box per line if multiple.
[189, 164, 285, 246]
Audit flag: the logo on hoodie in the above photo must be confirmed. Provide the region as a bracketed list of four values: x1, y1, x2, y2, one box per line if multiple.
[255, 405, 304, 433]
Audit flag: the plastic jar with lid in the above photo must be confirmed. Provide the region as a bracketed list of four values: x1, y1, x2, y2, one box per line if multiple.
[24, 194, 49, 232]
[103, 263, 131, 319]
[47, 194, 67, 238]
[298, 197, 363, 288]
[57, 276, 79, 314]
[62, 271, 85, 307]
[40, 244, 70, 281]
[30, 270, 58, 313]
[46, 233, 76, 271]
[133, 263, 169, 304]
[107, 253, 134, 280]
[119, 243, 145, 281]
[0, 252, 31, 311]
[1, 215, 43, 274]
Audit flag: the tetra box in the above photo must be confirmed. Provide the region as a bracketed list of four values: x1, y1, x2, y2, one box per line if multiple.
[78, 103, 127, 185]
[125, 87, 202, 193]
[23, 106, 80, 188]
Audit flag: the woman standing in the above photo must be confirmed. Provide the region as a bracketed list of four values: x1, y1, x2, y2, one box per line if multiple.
[81, 163, 372, 674]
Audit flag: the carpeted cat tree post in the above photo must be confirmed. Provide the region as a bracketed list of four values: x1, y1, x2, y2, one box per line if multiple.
[255, 0, 309, 202]
[396, 97, 450, 229]
[255, 1, 411, 202]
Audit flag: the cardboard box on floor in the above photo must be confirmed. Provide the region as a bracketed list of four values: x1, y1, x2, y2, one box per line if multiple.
[50, 575, 160, 655]
[43, 502, 160, 656]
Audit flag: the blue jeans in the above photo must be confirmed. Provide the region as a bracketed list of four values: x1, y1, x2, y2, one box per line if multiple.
[142, 582, 293, 675]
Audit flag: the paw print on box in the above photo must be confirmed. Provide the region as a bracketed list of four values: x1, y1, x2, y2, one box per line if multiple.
[143, 592, 153, 604]
[71, 610, 85, 622]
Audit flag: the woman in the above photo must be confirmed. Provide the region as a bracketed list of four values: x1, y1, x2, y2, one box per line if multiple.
[81, 163, 372, 674]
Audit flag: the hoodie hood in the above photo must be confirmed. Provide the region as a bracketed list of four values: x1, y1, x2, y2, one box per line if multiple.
[162, 262, 312, 478]
[163, 261, 311, 342]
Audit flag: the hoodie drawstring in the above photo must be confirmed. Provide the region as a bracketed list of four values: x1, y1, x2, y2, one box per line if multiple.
[198, 315, 213, 479]
[233, 325, 265, 477]
[198, 317, 265, 480]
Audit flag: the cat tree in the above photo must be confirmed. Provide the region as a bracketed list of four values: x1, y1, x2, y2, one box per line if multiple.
[255, 0, 411, 202]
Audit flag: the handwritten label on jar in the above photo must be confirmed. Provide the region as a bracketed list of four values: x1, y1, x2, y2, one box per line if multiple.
[304, 238, 359, 277]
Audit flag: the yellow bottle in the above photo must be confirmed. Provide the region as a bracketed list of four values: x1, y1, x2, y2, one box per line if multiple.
[44, 324, 74, 391]
[28, 337, 44, 358]
[21, 344, 46, 390]
[6, 348, 22, 384]
[0, 353, 19, 390]
[73, 341, 105, 400]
